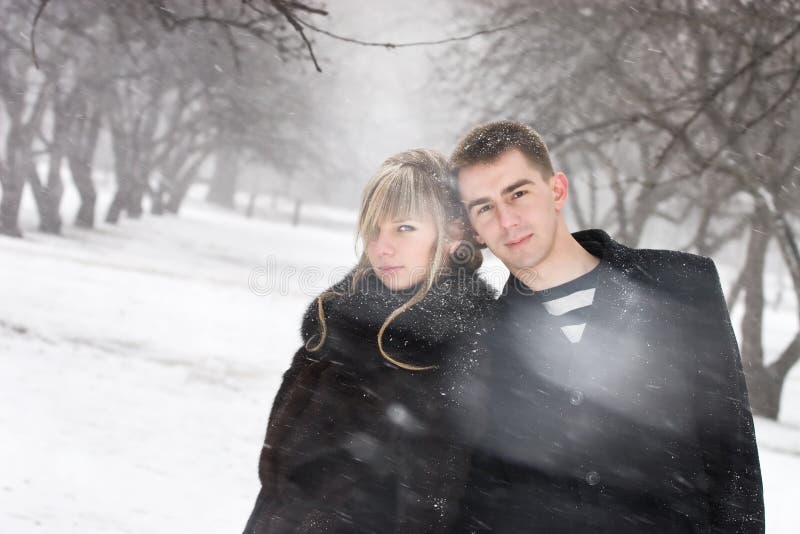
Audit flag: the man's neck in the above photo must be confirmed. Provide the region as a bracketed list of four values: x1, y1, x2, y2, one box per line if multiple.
[511, 227, 600, 291]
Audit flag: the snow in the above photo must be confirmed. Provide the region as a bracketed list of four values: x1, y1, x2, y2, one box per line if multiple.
[1, 188, 798, 533]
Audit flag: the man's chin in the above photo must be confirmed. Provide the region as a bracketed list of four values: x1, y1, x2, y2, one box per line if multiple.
[500, 257, 541, 276]
[498, 249, 540, 269]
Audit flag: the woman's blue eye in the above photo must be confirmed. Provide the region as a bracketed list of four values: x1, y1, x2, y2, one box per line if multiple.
[398, 224, 416, 232]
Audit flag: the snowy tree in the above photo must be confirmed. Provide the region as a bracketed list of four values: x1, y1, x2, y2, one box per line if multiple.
[441, 0, 800, 418]
[0, 0, 330, 234]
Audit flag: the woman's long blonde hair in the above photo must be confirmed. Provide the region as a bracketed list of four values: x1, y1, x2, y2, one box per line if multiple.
[306, 149, 479, 371]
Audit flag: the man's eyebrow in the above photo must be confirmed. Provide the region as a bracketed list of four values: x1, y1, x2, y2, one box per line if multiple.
[501, 179, 535, 196]
[465, 179, 536, 211]
[465, 197, 491, 211]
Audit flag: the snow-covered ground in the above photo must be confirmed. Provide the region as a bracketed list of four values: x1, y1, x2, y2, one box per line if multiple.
[1, 188, 798, 533]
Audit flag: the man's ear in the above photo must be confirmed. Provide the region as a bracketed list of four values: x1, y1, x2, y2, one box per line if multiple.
[446, 220, 484, 249]
[447, 239, 461, 255]
[445, 222, 465, 254]
[552, 171, 569, 211]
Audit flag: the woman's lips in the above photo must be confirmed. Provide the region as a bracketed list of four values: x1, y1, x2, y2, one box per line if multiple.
[506, 233, 533, 248]
[378, 266, 403, 275]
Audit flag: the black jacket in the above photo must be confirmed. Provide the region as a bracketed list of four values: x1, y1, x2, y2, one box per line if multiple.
[460, 229, 764, 533]
[244, 269, 496, 534]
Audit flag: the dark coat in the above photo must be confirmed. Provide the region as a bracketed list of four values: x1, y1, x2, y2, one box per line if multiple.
[244, 269, 496, 534]
[460, 229, 764, 533]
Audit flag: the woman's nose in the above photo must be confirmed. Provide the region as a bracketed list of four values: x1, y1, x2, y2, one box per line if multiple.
[370, 234, 395, 257]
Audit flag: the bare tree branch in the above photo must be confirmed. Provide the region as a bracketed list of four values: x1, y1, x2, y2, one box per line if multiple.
[30, 0, 51, 69]
[269, 0, 321, 72]
[655, 21, 800, 167]
[296, 13, 535, 49]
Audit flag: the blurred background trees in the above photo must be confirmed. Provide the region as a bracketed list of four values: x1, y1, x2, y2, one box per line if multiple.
[0, 0, 333, 236]
[439, 0, 800, 418]
[1, 0, 798, 419]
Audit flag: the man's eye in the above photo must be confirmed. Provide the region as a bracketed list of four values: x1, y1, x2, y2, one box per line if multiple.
[512, 190, 528, 199]
[476, 204, 492, 215]
[398, 224, 416, 232]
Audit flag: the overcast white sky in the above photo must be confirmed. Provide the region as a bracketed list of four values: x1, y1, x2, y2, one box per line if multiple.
[287, 0, 479, 204]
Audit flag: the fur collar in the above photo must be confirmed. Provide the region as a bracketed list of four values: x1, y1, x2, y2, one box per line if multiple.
[300, 269, 496, 370]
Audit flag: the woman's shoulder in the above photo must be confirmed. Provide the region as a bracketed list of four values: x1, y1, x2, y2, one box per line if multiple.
[297, 267, 498, 354]
[385, 271, 497, 347]
[299, 269, 358, 343]
[433, 271, 498, 317]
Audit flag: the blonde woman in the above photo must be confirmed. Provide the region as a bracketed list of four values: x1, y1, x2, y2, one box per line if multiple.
[243, 149, 495, 533]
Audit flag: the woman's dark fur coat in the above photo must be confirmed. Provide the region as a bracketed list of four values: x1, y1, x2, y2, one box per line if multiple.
[244, 269, 496, 534]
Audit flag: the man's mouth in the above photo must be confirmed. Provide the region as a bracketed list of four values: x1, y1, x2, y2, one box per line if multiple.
[505, 234, 533, 248]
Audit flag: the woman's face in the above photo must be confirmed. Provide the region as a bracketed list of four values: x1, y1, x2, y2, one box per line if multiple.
[366, 214, 438, 291]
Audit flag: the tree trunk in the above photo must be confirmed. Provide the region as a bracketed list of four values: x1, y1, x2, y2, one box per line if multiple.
[245, 191, 258, 218]
[26, 162, 50, 229]
[767, 332, 800, 416]
[27, 162, 62, 234]
[32, 142, 66, 234]
[0, 148, 25, 238]
[1, 124, 34, 237]
[35, 92, 73, 234]
[151, 180, 165, 215]
[738, 211, 776, 417]
[72, 157, 97, 228]
[245, 175, 261, 218]
[69, 107, 101, 229]
[164, 152, 207, 214]
[165, 178, 191, 214]
[755, 213, 800, 419]
[106, 124, 132, 224]
[0, 84, 49, 238]
[125, 178, 146, 219]
[291, 198, 302, 226]
[40, 155, 64, 233]
[738, 201, 800, 420]
[0, 125, 27, 237]
[105, 174, 131, 224]
[206, 147, 238, 208]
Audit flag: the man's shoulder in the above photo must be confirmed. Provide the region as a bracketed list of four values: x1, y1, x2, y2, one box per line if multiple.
[612, 243, 723, 303]
[580, 229, 717, 284]
[629, 246, 715, 275]
[588, 235, 732, 325]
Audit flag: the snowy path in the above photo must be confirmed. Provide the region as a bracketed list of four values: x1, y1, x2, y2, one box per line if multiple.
[1, 196, 797, 533]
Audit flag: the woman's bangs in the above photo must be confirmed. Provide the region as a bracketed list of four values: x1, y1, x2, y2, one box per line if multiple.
[361, 173, 433, 238]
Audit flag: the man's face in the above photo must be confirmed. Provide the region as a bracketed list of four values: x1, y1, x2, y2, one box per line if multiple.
[458, 149, 566, 273]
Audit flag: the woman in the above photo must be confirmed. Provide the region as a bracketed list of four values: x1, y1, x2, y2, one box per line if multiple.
[243, 149, 496, 533]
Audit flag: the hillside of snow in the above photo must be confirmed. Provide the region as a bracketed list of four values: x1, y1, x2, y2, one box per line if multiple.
[1, 188, 797, 533]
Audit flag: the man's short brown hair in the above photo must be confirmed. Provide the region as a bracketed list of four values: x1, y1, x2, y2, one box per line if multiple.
[450, 120, 554, 177]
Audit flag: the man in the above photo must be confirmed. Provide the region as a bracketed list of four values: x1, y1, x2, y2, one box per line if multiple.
[450, 120, 764, 533]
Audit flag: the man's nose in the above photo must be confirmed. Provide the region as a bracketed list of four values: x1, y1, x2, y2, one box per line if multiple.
[496, 203, 520, 230]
